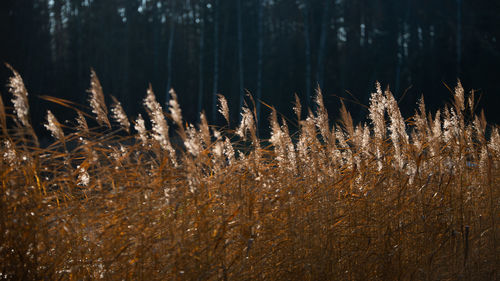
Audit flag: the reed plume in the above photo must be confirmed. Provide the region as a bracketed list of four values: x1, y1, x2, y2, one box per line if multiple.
[1, 69, 498, 280]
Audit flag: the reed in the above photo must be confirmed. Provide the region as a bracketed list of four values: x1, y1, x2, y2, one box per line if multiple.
[0, 68, 498, 280]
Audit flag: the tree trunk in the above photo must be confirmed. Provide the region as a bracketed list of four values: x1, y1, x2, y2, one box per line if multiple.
[75, 3, 84, 104]
[197, 1, 205, 117]
[211, 0, 219, 122]
[165, 18, 175, 105]
[256, 0, 264, 122]
[300, 1, 312, 108]
[395, 0, 411, 95]
[316, 0, 331, 91]
[456, 0, 462, 77]
[122, 6, 130, 112]
[153, 8, 160, 87]
[237, 0, 245, 113]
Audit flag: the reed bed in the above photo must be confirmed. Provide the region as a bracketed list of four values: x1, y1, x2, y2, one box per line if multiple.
[0, 67, 498, 280]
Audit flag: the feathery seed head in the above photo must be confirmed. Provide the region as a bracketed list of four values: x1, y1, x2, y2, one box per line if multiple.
[473, 115, 486, 144]
[168, 89, 183, 127]
[185, 124, 202, 157]
[6, 65, 30, 127]
[87, 69, 111, 128]
[111, 96, 130, 133]
[413, 96, 429, 142]
[212, 139, 224, 158]
[44, 110, 64, 141]
[432, 110, 442, 139]
[134, 114, 148, 145]
[293, 93, 302, 120]
[269, 107, 280, 140]
[269, 107, 287, 165]
[417, 96, 426, 117]
[468, 89, 475, 113]
[428, 110, 442, 157]
[385, 89, 408, 146]
[143, 89, 178, 165]
[236, 106, 254, 139]
[488, 127, 499, 155]
[280, 117, 297, 172]
[443, 107, 459, 143]
[361, 124, 370, 155]
[77, 166, 90, 186]
[217, 94, 230, 125]
[223, 137, 235, 165]
[313, 89, 331, 144]
[199, 112, 211, 146]
[144, 87, 172, 150]
[454, 80, 465, 113]
[314, 88, 325, 111]
[3, 139, 16, 166]
[368, 82, 386, 141]
[76, 112, 89, 134]
[212, 128, 221, 140]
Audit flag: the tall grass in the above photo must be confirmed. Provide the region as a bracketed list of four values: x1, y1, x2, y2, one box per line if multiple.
[1, 68, 499, 280]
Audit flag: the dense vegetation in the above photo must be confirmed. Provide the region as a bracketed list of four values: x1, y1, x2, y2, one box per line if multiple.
[1, 67, 499, 280]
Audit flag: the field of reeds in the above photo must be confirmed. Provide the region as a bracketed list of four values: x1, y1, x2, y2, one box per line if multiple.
[0, 66, 499, 280]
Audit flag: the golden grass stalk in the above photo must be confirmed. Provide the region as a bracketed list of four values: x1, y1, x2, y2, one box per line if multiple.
[0, 70, 498, 280]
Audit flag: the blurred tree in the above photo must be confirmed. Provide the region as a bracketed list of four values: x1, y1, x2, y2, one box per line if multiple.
[298, 0, 312, 107]
[315, 0, 330, 91]
[196, 0, 206, 117]
[255, 0, 264, 121]
[236, 0, 245, 113]
[1, 0, 500, 129]
[211, 0, 220, 121]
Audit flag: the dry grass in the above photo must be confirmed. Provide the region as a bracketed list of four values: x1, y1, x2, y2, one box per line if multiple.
[0, 69, 499, 280]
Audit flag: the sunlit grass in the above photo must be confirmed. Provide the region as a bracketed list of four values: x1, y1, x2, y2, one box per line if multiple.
[1, 68, 498, 280]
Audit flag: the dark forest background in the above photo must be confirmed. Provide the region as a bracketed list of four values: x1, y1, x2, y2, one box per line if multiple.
[0, 0, 499, 136]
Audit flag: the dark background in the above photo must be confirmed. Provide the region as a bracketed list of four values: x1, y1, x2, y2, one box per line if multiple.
[0, 0, 499, 136]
